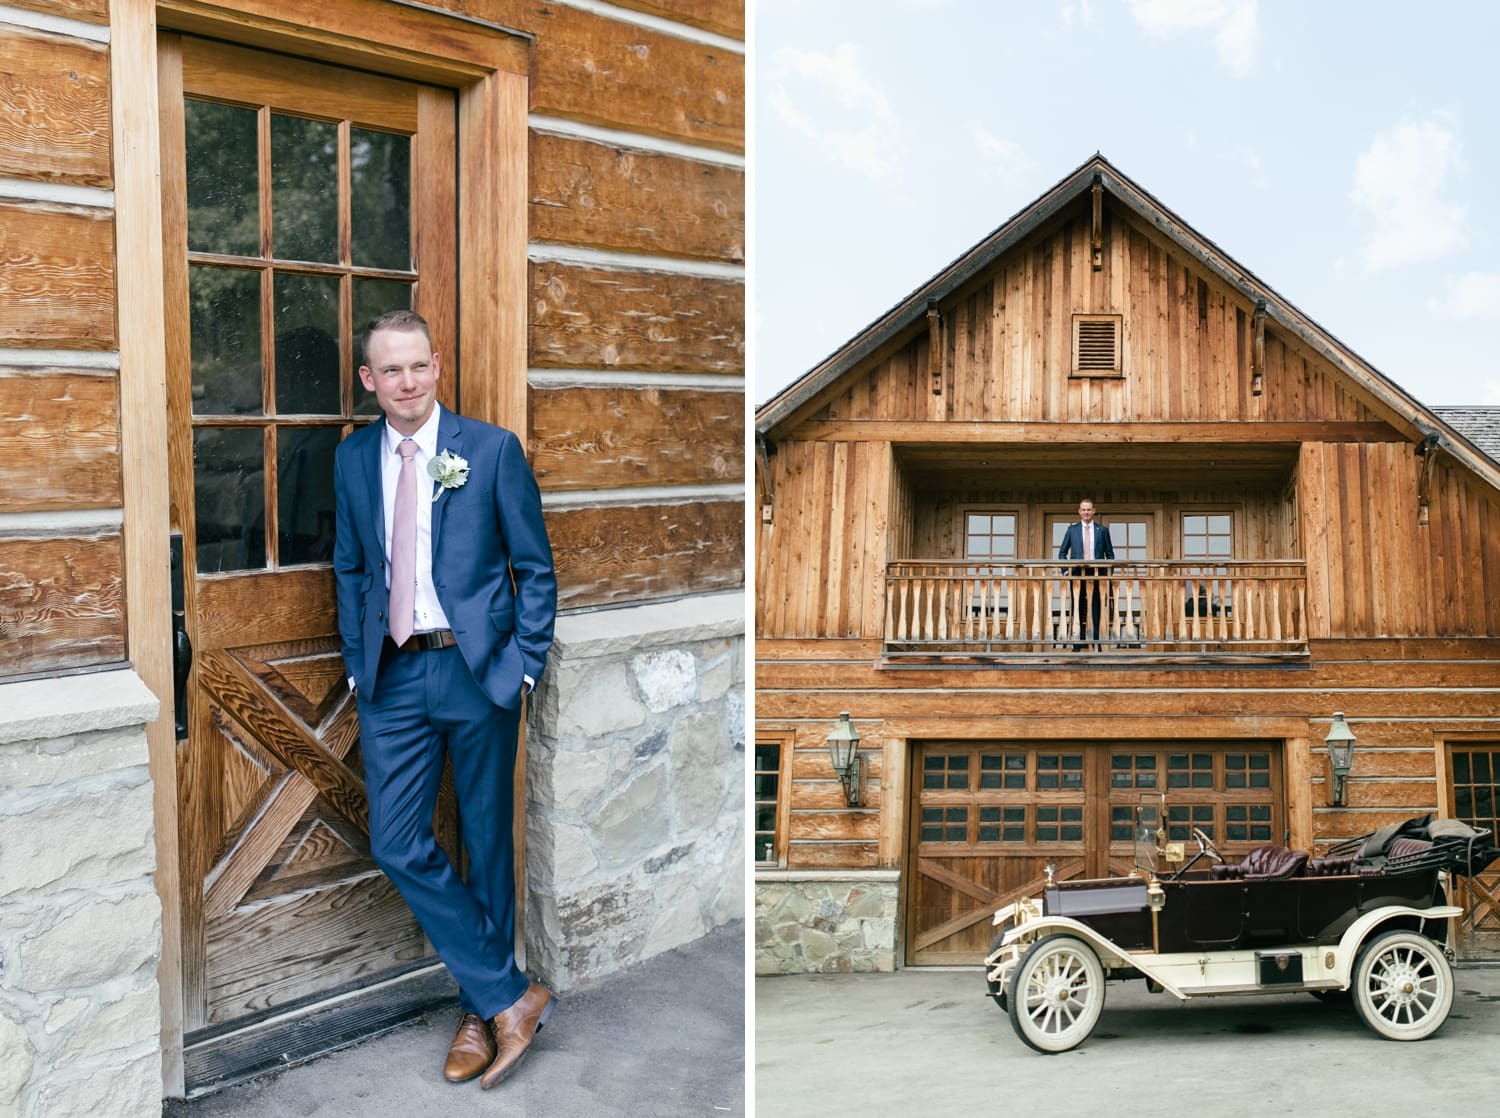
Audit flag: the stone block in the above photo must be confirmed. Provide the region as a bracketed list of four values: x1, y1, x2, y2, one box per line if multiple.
[15, 893, 160, 993]
[527, 817, 598, 884]
[725, 690, 745, 751]
[57, 984, 160, 1065]
[529, 743, 612, 813]
[697, 655, 732, 702]
[647, 883, 706, 949]
[668, 711, 729, 834]
[26, 1048, 160, 1118]
[0, 1013, 32, 1114]
[0, 727, 146, 792]
[0, 781, 154, 901]
[547, 661, 645, 739]
[631, 649, 696, 712]
[593, 764, 669, 865]
[0, 672, 157, 748]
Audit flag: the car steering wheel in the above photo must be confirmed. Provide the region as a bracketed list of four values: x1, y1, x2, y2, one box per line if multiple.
[1192, 827, 1225, 863]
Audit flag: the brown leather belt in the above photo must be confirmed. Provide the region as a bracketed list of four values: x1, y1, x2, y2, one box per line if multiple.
[388, 629, 458, 653]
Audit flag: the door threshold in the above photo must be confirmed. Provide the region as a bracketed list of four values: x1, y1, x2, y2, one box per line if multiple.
[182, 962, 457, 1097]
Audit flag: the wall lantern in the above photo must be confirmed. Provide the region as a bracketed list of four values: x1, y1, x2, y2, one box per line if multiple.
[1324, 711, 1357, 807]
[826, 711, 863, 807]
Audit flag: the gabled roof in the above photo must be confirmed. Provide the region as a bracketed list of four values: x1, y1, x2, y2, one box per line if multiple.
[756, 154, 1500, 495]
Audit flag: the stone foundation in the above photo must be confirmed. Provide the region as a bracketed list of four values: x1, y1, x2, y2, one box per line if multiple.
[754, 870, 900, 974]
[524, 592, 744, 991]
[0, 671, 162, 1118]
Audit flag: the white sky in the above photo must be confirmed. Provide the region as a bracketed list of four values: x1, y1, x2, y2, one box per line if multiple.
[752, 0, 1500, 408]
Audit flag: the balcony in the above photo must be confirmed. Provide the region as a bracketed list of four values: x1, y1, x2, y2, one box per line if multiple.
[884, 560, 1309, 663]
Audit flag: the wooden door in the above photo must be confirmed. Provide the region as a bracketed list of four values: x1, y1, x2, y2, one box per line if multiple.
[907, 741, 1282, 964]
[1448, 745, 1500, 958]
[159, 34, 459, 1073]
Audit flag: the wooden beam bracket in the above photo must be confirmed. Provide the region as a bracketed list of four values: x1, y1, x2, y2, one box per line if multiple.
[926, 298, 943, 396]
[1090, 174, 1104, 270]
[756, 433, 774, 522]
[1251, 297, 1267, 397]
[1416, 430, 1441, 526]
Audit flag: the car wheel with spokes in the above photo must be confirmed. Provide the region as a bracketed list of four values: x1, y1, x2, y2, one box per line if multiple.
[1351, 929, 1453, 1041]
[1005, 934, 1105, 1053]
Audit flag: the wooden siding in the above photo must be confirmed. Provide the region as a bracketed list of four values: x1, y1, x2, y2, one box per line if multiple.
[5, 0, 108, 23]
[0, 24, 112, 186]
[0, 0, 743, 684]
[529, 130, 744, 263]
[549, 499, 742, 609]
[807, 200, 1380, 428]
[531, 385, 743, 491]
[0, 530, 126, 674]
[0, 369, 121, 511]
[529, 261, 745, 375]
[0, 202, 116, 349]
[757, 441, 890, 639]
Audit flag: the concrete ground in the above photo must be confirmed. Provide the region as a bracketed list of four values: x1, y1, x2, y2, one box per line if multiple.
[755, 960, 1500, 1118]
[165, 921, 744, 1117]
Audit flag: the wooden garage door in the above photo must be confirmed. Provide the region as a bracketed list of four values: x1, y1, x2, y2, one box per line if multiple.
[907, 741, 1283, 964]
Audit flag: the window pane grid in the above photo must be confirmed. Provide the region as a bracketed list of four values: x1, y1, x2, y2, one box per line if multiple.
[754, 743, 782, 864]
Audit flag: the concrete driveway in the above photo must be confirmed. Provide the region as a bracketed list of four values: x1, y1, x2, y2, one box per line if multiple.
[755, 963, 1500, 1117]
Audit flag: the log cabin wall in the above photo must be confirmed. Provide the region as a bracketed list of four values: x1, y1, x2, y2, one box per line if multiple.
[0, 3, 123, 677]
[0, 0, 745, 682]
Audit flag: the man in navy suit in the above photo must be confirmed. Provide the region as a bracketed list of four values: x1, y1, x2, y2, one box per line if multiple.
[334, 310, 557, 1090]
[1057, 498, 1115, 648]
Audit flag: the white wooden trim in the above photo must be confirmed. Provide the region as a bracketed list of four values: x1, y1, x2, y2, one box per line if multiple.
[0, 176, 113, 208]
[528, 114, 744, 168]
[0, 2, 109, 40]
[529, 241, 745, 280]
[541, 483, 744, 510]
[560, 0, 742, 51]
[0, 348, 120, 369]
[0, 509, 123, 533]
[527, 368, 743, 390]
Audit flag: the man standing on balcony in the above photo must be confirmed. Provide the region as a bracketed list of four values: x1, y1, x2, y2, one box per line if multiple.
[1058, 498, 1115, 648]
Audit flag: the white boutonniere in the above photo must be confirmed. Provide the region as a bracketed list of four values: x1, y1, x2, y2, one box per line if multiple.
[427, 450, 469, 501]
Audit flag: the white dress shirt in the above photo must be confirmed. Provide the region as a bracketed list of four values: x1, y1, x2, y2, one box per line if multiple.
[380, 405, 453, 635]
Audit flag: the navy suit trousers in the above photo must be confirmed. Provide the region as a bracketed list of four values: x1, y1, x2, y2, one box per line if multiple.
[356, 642, 527, 1018]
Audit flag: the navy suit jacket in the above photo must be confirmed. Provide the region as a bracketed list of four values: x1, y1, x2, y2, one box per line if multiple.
[333, 407, 556, 709]
[1058, 521, 1115, 562]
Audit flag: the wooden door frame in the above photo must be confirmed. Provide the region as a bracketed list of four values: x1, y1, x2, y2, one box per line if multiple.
[113, 0, 529, 1093]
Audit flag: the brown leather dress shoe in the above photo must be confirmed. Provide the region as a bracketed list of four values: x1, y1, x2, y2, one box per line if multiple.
[443, 1012, 496, 1082]
[479, 982, 555, 1089]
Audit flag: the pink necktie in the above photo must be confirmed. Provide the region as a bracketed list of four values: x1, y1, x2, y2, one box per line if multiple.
[1084, 524, 1092, 557]
[389, 439, 417, 645]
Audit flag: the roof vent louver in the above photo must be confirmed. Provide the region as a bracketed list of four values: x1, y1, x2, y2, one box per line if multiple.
[1072, 313, 1122, 377]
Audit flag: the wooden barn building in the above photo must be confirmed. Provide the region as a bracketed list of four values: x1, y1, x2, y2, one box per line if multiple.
[0, 0, 743, 1108]
[753, 154, 1500, 976]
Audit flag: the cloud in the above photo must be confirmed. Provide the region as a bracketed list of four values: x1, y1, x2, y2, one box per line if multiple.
[1061, 0, 1096, 27]
[1350, 113, 1467, 272]
[768, 43, 899, 181]
[1429, 272, 1500, 319]
[1128, 0, 1261, 76]
[969, 124, 1040, 191]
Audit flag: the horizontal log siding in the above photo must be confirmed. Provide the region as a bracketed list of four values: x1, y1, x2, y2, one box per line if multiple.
[548, 499, 742, 609]
[0, 23, 112, 186]
[528, 131, 743, 263]
[756, 639, 1500, 858]
[5, 0, 108, 23]
[0, 202, 116, 349]
[530, 385, 742, 490]
[0, 368, 121, 511]
[815, 201, 1379, 427]
[0, 529, 126, 673]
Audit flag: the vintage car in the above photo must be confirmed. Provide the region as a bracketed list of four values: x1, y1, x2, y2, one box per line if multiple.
[983, 799, 1500, 1053]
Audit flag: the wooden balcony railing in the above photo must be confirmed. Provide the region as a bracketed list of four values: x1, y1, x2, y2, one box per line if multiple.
[884, 560, 1308, 660]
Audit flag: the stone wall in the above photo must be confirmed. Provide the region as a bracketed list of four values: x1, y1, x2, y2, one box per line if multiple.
[524, 592, 745, 991]
[0, 671, 162, 1118]
[754, 870, 900, 975]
